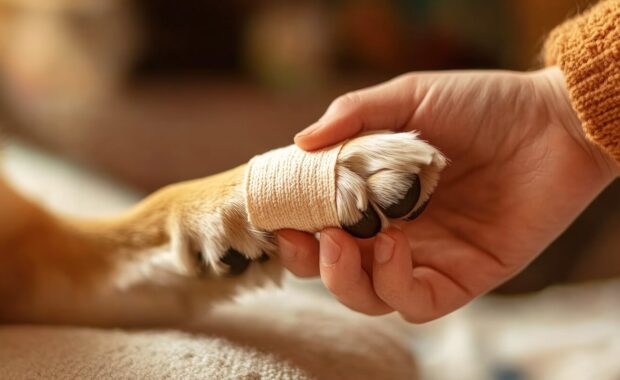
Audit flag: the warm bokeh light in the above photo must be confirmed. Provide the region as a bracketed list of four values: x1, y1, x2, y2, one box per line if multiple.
[0, 1, 617, 379]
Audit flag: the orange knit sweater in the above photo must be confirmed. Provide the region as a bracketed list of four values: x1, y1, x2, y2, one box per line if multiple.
[544, 0, 620, 165]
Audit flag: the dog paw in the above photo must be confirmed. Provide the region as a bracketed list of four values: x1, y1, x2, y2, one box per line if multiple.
[166, 167, 279, 279]
[335, 132, 446, 238]
[169, 131, 444, 279]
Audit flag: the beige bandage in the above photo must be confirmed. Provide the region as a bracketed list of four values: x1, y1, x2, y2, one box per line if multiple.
[244, 144, 343, 233]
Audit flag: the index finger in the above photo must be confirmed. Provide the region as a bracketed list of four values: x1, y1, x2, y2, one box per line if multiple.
[294, 76, 417, 151]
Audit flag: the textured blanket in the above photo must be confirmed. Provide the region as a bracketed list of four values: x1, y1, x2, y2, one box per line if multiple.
[0, 290, 416, 380]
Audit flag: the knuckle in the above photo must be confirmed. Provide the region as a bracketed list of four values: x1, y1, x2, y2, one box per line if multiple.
[330, 92, 362, 113]
[392, 72, 418, 87]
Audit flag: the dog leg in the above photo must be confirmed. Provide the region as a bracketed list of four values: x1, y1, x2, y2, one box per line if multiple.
[0, 132, 445, 326]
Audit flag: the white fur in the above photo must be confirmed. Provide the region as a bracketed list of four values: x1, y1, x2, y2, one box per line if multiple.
[336, 131, 447, 226]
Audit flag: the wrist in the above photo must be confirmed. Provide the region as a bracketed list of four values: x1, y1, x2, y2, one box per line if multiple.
[532, 67, 620, 181]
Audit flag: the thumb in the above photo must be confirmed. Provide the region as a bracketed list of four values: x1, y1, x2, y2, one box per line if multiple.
[294, 76, 418, 151]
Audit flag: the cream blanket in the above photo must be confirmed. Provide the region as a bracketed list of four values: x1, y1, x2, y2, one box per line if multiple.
[0, 290, 416, 380]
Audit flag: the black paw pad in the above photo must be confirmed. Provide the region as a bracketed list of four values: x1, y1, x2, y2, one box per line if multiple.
[381, 175, 421, 219]
[221, 249, 251, 276]
[343, 205, 382, 239]
[258, 252, 271, 263]
[406, 197, 431, 221]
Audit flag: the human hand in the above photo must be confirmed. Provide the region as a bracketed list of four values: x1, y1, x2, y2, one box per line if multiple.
[277, 67, 618, 322]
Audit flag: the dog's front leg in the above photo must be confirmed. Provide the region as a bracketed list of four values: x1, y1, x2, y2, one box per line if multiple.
[0, 132, 445, 327]
[0, 165, 281, 326]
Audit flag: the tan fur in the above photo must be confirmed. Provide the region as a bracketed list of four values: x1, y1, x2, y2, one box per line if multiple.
[0, 164, 282, 326]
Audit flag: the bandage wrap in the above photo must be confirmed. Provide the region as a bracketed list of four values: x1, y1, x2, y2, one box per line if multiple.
[244, 144, 343, 232]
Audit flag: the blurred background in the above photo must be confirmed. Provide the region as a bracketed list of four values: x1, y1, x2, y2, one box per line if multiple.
[0, 0, 619, 378]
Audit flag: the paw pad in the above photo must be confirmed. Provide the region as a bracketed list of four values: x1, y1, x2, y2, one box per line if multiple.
[343, 205, 382, 239]
[220, 249, 251, 276]
[406, 197, 431, 221]
[380, 174, 421, 219]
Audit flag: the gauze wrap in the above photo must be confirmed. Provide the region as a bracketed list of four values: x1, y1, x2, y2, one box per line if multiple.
[244, 144, 343, 233]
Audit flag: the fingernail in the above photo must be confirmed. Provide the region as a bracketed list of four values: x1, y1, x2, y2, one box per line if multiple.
[295, 122, 322, 139]
[375, 233, 395, 264]
[320, 232, 341, 266]
[277, 235, 297, 261]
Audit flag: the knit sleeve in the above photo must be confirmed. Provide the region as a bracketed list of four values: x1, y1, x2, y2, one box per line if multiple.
[544, 0, 620, 164]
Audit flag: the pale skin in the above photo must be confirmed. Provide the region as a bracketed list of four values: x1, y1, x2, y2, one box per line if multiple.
[277, 67, 620, 323]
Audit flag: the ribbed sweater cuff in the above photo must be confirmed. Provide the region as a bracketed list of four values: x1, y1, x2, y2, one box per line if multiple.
[544, 0, 620, 164]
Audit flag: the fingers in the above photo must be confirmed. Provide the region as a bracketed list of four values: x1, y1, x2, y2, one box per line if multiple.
[294, 77, 416, 151]
[278, 228, 391, 316]
[318, 228, 392, 315]
[279, 227, 470, 321]
[277, 229, 320, 278]
[372, 228, 471, 323]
